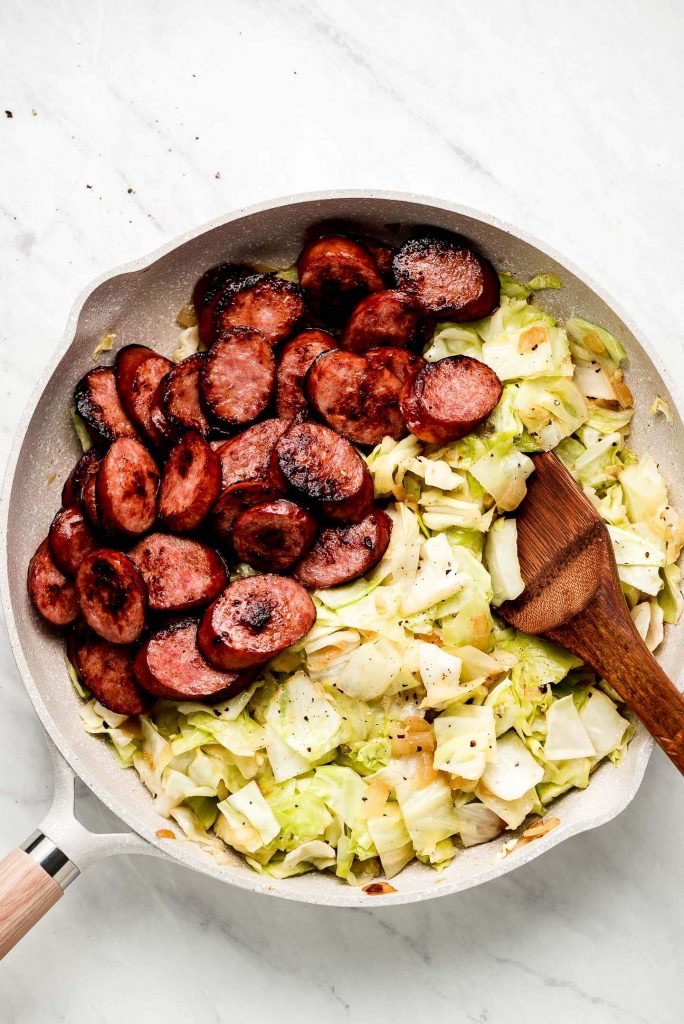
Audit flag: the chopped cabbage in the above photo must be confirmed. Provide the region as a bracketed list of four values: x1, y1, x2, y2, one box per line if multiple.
[70, 407, 93, 453]
[265, 673, 341, 761]
[416, 642, 476, 710]
[172, 325, 201, 363]
[578, 689, 629, 761]
[484, 517, 524, 607]
[424, 322, 483, 362]
[526, 273, 562, 292]
[512, 377, 588, 450]
[481, 731, 544, 800]
[544, 695, 596, 760]
[396, 777, 460, 857]
[456, 803, 506, 847]
[433, 705, 496, 779]
[401, 533, 468, 615]
[659, 564, 684, 625]
[470, 442, 534, 512]
[367, 804, 414, 877]
[566, 317, 626, 367]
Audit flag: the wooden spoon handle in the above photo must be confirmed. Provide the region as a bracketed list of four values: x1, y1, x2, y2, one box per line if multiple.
[549, 590, 684, 775]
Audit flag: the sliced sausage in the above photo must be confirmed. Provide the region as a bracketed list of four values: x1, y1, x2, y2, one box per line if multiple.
[95, 437, 160, 537]
[115, 345, 174, 445]
[195, 264, 257, 346]
[274, 421, 374, 523]
[393, 237, 500, 321]
[358, 238, 396, 282]
[232, 499, 317, 572]
[214, 418, 289, 490]
[62, 449, 102, 506]
[68, 625, 147, 716]
[400, 355, 503, 443]
[74, 367, 139, 445]
[48, 505, 98, 577]
[365, 347, 426, 384]
[163, 354, 211, 436]
[275, 329, 337, 420]
[193, 262, 253, 312]
[148, 377, 179, 447]
[114, 344, 156, 402]
[210, 273, 305, 347]
[200, 327, 275, 430]
[305, 349, 405, 446]
[159, 431, 222, 532]
[75, 549, 147, 644]
[294, 509, 392, 589]
[134, 619, 253, 701]
[27, 539, 80, 627]
[81, 471, 102, 529]
[297, 236, 384, 326]
[198, 574, 316, 670]
[210, 480, 283, 540]
[340, 291, 434, 354]
[128, 533, 227, 612]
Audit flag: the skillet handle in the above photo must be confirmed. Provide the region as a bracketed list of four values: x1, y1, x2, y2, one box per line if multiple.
[0, 740, 163, 958]
[0, 835, 75, 958]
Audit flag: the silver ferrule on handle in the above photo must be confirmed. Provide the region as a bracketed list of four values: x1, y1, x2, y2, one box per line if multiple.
[21, 831, 79, 890]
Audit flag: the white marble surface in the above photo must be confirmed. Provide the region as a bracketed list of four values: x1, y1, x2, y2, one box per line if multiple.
[1, 1, 684, 1020]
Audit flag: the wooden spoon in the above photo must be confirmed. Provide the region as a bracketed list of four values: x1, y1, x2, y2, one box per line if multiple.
[498, 450, 684, 774]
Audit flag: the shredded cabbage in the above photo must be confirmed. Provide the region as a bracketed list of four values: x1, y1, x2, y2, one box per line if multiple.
[74, 272, 681, 887]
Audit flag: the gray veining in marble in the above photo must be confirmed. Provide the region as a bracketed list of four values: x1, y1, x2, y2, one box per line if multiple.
[1, 1, 683, 1020]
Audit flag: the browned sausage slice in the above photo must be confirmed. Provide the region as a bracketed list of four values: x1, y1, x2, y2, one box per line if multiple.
[193, 262, 253, 312]
[128, 533, 227, 612]
[49, 505, 98, 577]
[358, 238, 396, 282]
[297, 236, 384, 326]
[74, 367, 139, 445]
[198, 574, 316, 670]
[400, 355, 503, 443]
[393, 237, 500, 321]
[68, 625, 147, 715]
[115, 345, 174, 445]
[232, 499, 317, 572]
[81, 471, 102, 529]
[210, 480, 284, 540]
[95, 437, 160, 537]
[305, 350, 405, 446]
[275, 329, 337, 419]
[340, 291, 434, 354]
[211, 273, 305, 347]
[274, 421, 374, 523]
[114, 344, 156, 401]
[134, 619, 253, 701]
[294, 509, 392, 589]
[200, 327, 275, 430]
[214, 418, 289, 490]
[365, 347, 426, 385]
[148, 377, 179, 448]
[163, 354, 212, 437]
[195, 264, 257, 346]
[159, 431, 222, 532]
[62, 449, 103, 506]
[27, 539, 80, 626]
[75, 549, 147, 644]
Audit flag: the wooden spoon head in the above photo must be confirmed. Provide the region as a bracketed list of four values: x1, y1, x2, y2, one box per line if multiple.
[498, 451, 620, 634]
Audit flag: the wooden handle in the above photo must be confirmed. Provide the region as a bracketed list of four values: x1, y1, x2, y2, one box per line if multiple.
[0, 848, 63, 959]
[550, 587, 684, 774]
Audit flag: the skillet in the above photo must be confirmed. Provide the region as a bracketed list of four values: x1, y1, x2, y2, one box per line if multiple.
[1, 191, 683, 954]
